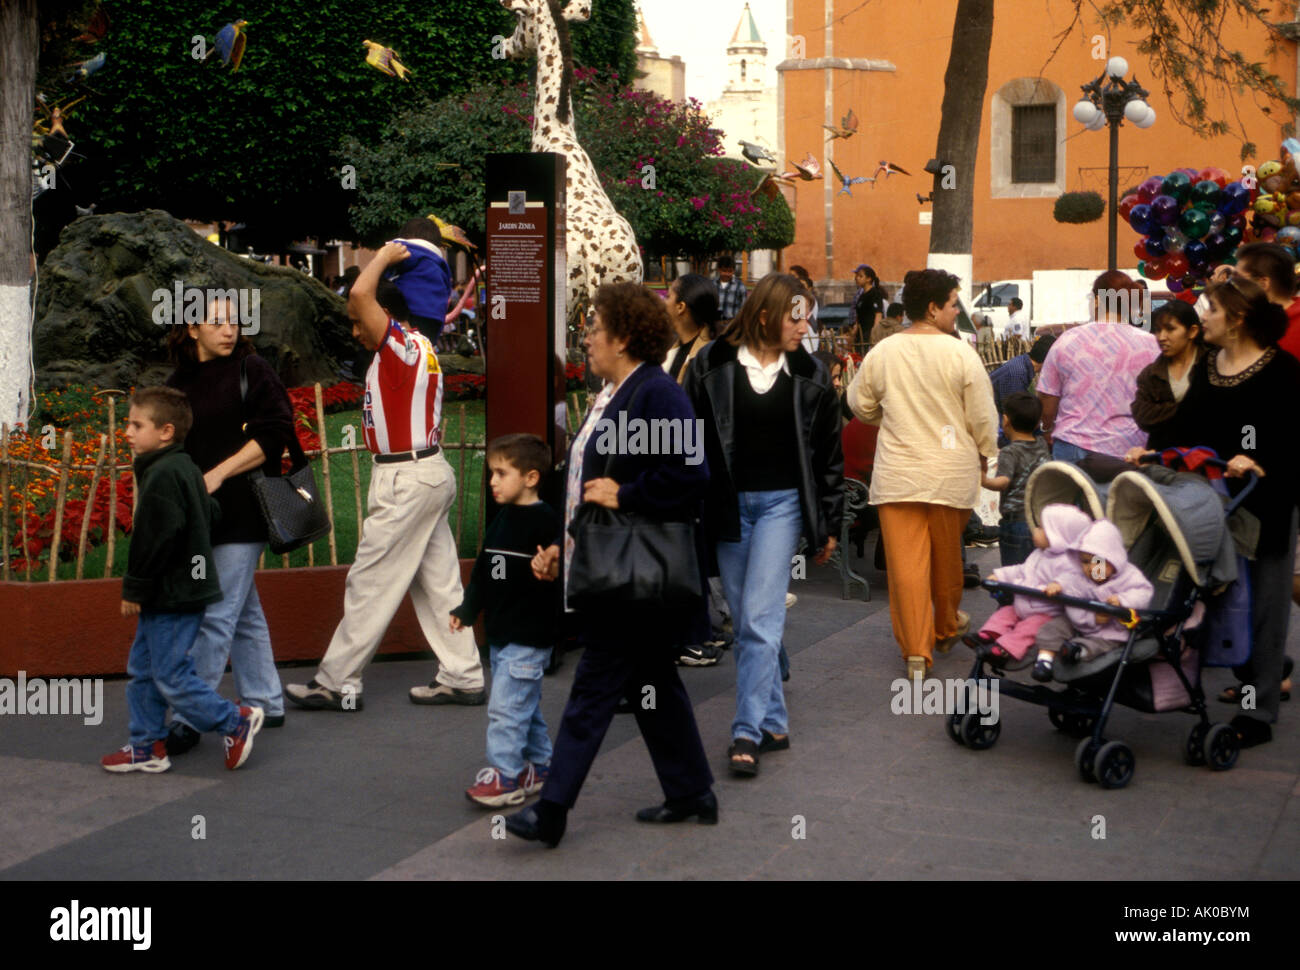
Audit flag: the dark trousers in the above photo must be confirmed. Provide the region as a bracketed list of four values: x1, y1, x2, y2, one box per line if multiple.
[1233, 509, 1298, 724]
[541, 630, 714, 809]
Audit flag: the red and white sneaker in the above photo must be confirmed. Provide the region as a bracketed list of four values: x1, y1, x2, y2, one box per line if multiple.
[223, 705, 265, 770]
[101, 741, 171, 773]
[465, 767, 525, 807]
[517, 763, 550, 797]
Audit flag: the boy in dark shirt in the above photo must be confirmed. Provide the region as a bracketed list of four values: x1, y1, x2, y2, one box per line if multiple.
[453, 434, 560, 807]
[981, 391, 1050, 568]
[101, 387, 264, 774]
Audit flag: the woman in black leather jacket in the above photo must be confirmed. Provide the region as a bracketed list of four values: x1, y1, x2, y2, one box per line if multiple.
[683, 273, 843, 777]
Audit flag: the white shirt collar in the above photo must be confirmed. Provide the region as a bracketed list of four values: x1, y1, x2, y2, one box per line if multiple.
[737, 345, 790, 394]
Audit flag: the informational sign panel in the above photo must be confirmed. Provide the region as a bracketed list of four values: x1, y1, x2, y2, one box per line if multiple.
[484, 152, 567, 523]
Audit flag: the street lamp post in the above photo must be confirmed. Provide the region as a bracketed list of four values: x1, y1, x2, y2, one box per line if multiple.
[1073, 57, 1155, 272]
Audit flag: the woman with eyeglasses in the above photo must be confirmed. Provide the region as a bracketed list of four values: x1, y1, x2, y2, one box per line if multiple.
[1175, 274, 1300, 748]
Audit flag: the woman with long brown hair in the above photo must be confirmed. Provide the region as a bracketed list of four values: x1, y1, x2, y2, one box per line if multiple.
[684, 273, 843, 777]
[161, 293, 295, 754]
[1174, 275, 1300, 748]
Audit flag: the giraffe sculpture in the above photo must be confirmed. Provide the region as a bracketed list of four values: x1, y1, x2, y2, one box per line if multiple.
[501, 0, 643, 317]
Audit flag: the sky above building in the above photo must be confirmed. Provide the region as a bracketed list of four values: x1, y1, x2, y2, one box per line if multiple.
[640, 0, 785, 103]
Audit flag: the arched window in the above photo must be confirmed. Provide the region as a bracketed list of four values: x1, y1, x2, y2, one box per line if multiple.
[740, 59, 747, 81]
[990, 78, 1065, 199]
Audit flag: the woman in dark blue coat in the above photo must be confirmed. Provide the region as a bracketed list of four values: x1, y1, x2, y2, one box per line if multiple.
[505, 283, 716, 848]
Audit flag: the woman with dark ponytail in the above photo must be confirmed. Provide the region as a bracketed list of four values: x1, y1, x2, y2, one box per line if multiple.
[1179, 274, 1300, 748]
[663, 274, 720, 384]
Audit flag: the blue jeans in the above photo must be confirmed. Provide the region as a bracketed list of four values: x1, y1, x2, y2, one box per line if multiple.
[175, 542, 284, 729]
[1051, 439, 1090, 463]
[127, 611, 241, 745]
[999, 519, 1034, 567]
[716, 489, 802, 744]
[486, 643, 553, 777]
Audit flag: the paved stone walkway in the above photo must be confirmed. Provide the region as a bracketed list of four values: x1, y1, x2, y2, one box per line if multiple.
[3, 547, 1296, 880]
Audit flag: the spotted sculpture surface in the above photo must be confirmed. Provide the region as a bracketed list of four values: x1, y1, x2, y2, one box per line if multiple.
[500, 0, 643, 317]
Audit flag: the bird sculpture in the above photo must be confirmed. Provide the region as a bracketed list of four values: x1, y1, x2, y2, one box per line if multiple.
[208, 20, 250, 72]
[916, 191, 934, 205]
[823, 108, 859, 142]
[829, 159, 873, 196]
[872, 160, 911, 181]
[67, 52, 105, 81]
[778, 152, 823, 182]
[739, 140, 777, 166]
[363, 40, 411, 80]
[429, 213, 476, 251]
[74, 7, 110, 44]
[750, 172, 793, 201]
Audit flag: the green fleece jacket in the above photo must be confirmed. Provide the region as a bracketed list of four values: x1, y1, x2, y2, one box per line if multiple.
[123, 443, 224, 612]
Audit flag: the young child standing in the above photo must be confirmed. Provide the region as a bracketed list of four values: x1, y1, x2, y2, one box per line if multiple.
[1031, 518, 1155, 681]
[967, 504, 1092, 661]
[982, 391, 1051, 567]
[102, 387, 263, 774]
[453, 434, 560, 807]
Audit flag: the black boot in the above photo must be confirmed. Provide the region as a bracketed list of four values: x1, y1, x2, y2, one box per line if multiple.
[505, 799, 567, 847]
[636, 790, 718, 825]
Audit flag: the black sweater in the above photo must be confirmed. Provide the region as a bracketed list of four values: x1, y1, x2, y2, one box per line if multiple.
[123, 444, 224, 612]
[166, 352, 295, 546]
[731, 368, 800, 491]
[1177, 347, 1300, 556]
[452, 502, 562, 647]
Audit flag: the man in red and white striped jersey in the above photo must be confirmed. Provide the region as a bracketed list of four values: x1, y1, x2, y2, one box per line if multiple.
[286, 241, 485, 711]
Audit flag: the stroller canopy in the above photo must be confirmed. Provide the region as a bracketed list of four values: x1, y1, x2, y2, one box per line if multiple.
[1024, 461, 1106, 530]
[1105, 467, 1236, 588]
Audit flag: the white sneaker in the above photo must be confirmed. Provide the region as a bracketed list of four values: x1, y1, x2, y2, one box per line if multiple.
[785, 592, 798, 609]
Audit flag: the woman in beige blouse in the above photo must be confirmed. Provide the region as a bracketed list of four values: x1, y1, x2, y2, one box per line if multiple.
[847, 269, 999, 678]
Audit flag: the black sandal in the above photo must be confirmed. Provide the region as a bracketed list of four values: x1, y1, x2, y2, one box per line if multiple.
[759, 730, 790, 753]
[1219, 658, 1294, 703]
[727, 738, 759, 777]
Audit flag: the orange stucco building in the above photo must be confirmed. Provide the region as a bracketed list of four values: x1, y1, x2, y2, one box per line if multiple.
[777, 0, 1300, 286]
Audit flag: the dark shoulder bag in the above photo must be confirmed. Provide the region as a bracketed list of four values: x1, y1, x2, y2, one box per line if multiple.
[240, 360, 331, 554]
[565, 382, 702, 611]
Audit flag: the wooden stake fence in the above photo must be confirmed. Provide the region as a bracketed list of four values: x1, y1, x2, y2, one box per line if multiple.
[2, 383, 492, 582]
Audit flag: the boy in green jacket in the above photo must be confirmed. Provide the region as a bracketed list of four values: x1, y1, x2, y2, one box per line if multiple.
[101, 387, 263, 774]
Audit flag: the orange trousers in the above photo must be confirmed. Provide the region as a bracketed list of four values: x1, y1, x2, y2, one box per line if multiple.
[876, 502, 969, 666]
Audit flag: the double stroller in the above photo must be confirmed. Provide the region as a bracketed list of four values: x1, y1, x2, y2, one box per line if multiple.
[949, 451, 1256, 789]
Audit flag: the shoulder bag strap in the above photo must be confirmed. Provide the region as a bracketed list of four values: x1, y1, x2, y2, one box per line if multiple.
[241, 357, 307, 474]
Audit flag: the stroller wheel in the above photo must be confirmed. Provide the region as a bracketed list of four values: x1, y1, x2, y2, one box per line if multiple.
[1184, 723, 1209, 766]
[946, 711, 966, 746]
[1095, 740, 1136, 789]
[960, 711, 1000, 750]
[1075, 736, 1102, 783]
[1203, 723, 1240, 771]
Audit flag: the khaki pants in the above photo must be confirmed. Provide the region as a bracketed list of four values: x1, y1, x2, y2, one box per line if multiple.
[316, 452, 484, 694]
[877, 502, 969, 665]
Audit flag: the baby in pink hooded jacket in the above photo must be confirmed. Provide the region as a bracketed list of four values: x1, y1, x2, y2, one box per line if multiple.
[967, 504, 1093, 661]
[1030, 518, 1155, 682]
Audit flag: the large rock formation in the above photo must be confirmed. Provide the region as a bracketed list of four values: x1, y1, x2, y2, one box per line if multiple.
[34, 210, 355, 389]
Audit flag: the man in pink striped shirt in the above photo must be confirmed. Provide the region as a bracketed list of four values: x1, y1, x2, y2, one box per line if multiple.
[287, 242, 485, 712]
[1037, 271, 1160, 463]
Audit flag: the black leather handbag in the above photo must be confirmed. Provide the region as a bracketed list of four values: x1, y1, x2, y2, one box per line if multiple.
[564, 385, 703, 611]
[566, 504, 702, 611]
[240, 361, 331, 554]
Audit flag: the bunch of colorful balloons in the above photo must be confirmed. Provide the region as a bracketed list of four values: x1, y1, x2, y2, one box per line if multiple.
[1120, 167, 1253, 304]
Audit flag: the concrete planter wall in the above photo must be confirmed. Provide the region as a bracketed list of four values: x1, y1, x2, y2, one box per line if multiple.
[1, 560, 478, 678]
